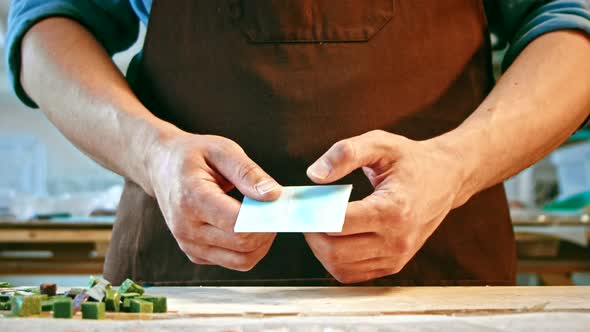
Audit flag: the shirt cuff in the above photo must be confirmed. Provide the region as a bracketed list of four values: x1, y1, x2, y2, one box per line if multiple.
[5, 2, 92, 108]
[502, 1, 590, 70]
[5, 0, 139, 109]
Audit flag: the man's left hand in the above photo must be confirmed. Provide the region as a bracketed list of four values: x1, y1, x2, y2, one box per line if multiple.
[304, 130, 469, 284]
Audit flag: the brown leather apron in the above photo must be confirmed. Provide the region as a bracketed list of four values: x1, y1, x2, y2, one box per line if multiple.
[104, 0, 517, 286]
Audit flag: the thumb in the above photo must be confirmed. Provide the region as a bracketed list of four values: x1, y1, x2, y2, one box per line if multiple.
[307, 134, 379, 184]
[208, 142, 282, 201]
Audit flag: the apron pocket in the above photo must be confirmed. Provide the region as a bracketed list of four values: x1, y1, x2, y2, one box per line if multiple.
[230, 0, 394, 43]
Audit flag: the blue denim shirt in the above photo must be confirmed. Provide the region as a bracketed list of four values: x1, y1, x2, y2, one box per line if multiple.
[6, 0, 590, 108]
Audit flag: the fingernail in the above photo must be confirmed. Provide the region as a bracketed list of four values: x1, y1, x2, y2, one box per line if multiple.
[255, 179, 278, 195]
[308, 159, 331, 179]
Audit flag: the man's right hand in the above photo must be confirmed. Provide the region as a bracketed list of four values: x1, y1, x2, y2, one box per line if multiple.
[146, 132, 282, 271]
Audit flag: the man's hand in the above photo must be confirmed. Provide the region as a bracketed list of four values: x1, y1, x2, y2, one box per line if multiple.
[147, 133, 282, 271]
[304, 130, 467, 283]
[19, 18, 283, 273]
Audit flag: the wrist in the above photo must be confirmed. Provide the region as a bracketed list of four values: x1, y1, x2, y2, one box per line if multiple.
[424, 129, 482, 208]
[131, 114, 187, 197]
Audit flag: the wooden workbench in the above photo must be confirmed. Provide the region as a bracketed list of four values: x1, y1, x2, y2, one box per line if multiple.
[2, 211, 590, 285]
[512, 210, 590, 284]
[1, 286, 589, 331]
[0, 219, 112, 274]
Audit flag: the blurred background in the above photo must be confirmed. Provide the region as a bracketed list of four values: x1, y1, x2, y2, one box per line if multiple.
[0, 1, 589, 287]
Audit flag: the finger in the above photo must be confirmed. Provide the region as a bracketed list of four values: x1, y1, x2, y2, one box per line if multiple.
[316, 255, 399, 284]
[307, 131, 392, 184]
[191, 185, 242, 231]
[193, 224, 275, 253]
[326, 199, 382, 236]
[333, 189, 407, 236]
[185, 240, 274, 272]
[305, 233, 386, 264]
[334, 268, 398, 284]
[189, 257, 214, 265]
[176, 241, 216, 266]
[334, 257, 396, 273]
[207, 138, 282, 201]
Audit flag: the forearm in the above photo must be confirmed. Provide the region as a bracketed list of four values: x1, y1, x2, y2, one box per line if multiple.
[20, 17, 181, 195]
[431, 30, 590, 207]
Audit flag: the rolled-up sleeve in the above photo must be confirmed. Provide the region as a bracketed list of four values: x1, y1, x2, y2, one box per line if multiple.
[5, 0, 140, 108]
[500, 0, 590, 70]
